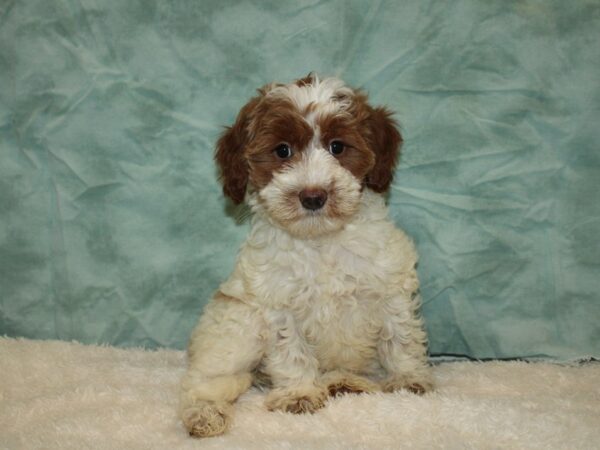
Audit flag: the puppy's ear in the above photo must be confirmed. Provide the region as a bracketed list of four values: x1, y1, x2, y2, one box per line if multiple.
[215, 97, 260, 204]
[363, 106, 403, 193]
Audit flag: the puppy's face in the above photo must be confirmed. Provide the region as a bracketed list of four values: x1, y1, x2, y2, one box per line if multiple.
[216, 75, 402, 238]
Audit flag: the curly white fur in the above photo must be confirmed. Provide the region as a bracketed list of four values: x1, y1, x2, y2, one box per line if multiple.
[180, 76, 432, 438]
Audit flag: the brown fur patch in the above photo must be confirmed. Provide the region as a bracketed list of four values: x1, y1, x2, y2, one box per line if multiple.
[246, 98, 313, 190]
[327, 383, 365, 397]
[351, 93, 403, 192]
[295, 72, 316, 87]
[323, 371, 381, 397]
[407, 383, 427, 395]
[284, 396, 322, 414]
[213, 291, 243, 304]
[215, 96, 261, 204]
[318, 114, 376, 182]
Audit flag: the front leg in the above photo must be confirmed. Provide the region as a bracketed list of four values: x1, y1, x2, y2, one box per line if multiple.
[262, 310, 327, 413]
[180, 293, 266, 437]
[377, 291, 434, 394]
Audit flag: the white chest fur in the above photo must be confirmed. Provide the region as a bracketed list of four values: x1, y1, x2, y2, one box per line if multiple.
[219, 191, 419, 374]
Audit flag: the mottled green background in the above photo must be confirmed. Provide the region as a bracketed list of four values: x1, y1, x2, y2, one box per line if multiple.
[1, 0, 599, 359]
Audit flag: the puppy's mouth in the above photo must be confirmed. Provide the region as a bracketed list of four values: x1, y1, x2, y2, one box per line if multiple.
[254, 182, 360, 239]
[253, 151, 363, 238]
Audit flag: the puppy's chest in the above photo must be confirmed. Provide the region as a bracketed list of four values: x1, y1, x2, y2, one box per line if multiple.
[297, 288, 384, 372]
[263, 240, 389, 370]
[257, 237, 390, 307]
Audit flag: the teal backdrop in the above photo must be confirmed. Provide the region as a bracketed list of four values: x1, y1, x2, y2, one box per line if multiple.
[1, 0, 599, 360]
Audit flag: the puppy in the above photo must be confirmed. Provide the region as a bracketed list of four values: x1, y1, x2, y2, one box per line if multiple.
[180, 74, 432, 437]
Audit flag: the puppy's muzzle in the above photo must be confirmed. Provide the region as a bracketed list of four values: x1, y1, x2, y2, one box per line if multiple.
[299, 188, 328, 211]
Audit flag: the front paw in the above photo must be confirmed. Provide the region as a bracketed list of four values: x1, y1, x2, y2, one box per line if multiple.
[381, 374, 434, 395]
[265, 385, 327, 414]
[321, 371, 381, 397]
[181, 400, 233, 438]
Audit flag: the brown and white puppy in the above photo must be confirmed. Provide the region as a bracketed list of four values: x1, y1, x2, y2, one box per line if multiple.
[180, 75, 432, 438]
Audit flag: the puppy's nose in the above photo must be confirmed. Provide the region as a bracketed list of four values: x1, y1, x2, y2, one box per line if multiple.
[299, 188, 328, 211]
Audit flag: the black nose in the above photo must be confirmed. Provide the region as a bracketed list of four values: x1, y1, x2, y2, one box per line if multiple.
[299, 188, 328, 211]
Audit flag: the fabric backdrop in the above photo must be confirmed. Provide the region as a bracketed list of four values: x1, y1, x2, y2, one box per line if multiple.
[1, 0, 599, 360]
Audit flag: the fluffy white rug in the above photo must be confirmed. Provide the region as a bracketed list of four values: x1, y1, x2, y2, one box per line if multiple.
[1, 337, 598, 450]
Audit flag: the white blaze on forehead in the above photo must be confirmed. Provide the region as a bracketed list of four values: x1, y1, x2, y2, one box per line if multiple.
[266, 76, 354, 123]
[300, 146, 344, 187]
[309, 126, 322, 155]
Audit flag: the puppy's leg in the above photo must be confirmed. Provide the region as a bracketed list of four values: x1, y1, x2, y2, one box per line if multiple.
[321, 370, 381, 397]
[377, 292, 434, 394]
[262, 310, 327, 414]
[180, 293, 265, 437]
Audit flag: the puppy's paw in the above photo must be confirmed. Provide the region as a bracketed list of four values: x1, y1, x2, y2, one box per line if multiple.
[265, 385, 327, 414]
[181, 401, 233, 438]
[381, 373, 434, 395]
[321, 371, 381, 397]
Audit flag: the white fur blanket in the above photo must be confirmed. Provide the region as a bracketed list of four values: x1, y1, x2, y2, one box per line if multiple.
[1, 337, 598, 450]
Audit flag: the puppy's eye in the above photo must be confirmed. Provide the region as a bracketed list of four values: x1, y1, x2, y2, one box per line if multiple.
[329, 140, 345, 156]
[274, 143, 293, 159]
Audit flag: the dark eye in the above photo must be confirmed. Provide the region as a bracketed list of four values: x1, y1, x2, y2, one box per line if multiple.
[329, 140, 345, 156]
[274, 143, 293, 159]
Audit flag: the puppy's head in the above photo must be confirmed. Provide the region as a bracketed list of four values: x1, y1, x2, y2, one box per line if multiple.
[215, 74, 402, 238]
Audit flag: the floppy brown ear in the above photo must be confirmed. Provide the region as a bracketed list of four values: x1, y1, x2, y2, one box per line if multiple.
[214, 97, 260, 204]
[363, 106, 403, 193]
